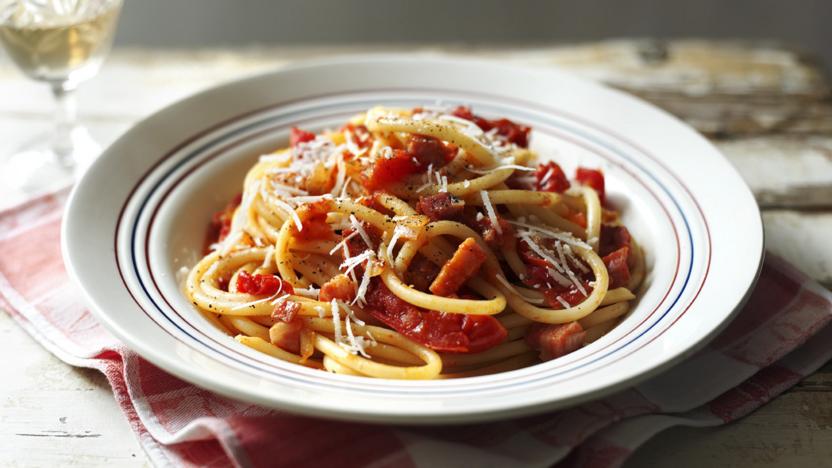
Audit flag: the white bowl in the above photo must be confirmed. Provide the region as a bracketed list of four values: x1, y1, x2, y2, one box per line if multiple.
[62, 56, 763, 424]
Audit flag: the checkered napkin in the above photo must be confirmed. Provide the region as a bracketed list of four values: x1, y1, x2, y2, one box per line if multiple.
[2, 190, 831, 468]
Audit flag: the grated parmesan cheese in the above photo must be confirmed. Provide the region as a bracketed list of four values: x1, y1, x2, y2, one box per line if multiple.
[274, 198, 303, 232]
[555, 240, 588, 296]
[539, 167, 555, 185]
[555, 296, 571, 309]
[353, 265, 372, 306]
[563, 244, 590, 274]
[231, 288, 286, 311]
[330, 299, 344, 344]
[480, 190, 502, 234]
[349, 214, 374, 250]
[330, 154, 347, 196]
[329, 230, 359, 255]
[506, 219, 592, 250]
[270, 182, 308, 196]
[340, 250, 374, 277]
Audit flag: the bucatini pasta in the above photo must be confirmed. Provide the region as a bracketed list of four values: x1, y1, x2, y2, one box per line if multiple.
[185, 105, 645, 379]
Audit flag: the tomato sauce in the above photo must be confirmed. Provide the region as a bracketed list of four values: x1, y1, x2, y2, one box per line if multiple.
[364, 279, 507, 353]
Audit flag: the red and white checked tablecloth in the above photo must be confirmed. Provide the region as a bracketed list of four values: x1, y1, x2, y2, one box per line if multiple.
[1, 190, 831, 468]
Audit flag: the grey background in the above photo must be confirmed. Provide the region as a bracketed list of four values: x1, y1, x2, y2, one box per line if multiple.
[113, 0, 832, 69]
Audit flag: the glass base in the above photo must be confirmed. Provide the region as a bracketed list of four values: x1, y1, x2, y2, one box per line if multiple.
[1, 126, 100, 195]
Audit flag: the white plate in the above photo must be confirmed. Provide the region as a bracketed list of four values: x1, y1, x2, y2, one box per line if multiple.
[62, 56, 763, 424]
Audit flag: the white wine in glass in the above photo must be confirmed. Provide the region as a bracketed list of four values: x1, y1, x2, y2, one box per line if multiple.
[0, 0, 122, 193]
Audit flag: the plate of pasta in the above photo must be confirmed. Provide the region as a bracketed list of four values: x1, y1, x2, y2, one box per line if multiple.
[63, 57, 763, 423]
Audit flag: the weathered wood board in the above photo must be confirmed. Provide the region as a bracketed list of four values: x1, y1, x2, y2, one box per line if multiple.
[0, 41, 830, 467]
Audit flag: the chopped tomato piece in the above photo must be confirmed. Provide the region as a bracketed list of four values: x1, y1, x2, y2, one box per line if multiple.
[451, 106, 531, 147]
[602, 246, 631, 289]
[364, 149, 420, 191]
[535, 161, 570, 193]
[290, 127, 316, 147]
[525, 322, 585, 361]
[365, 280, 507, 353]
[236, 271, 289, 296]
[575, 167, 606, 203]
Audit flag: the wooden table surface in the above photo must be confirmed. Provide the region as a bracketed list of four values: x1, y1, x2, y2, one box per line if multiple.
[1, 40, 831, 467]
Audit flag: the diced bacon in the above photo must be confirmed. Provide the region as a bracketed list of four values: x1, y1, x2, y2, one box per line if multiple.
[269, 318, 303, 353]
[417, 192, 465, 221]
[599, 224, 632, 257]
[407, 135, 456, 168]
[429, 238, 487, 296]
[272, 299, 301, 323]
[319, 274, 357, 303]
[575, 167, 606, 203]
[294, 199, 335, 240]
[525, 322, 585, 361]
[290, 127, 316, 147]
[407, 255, 440, 292]
[602, 246, 631, 288]
[535, 161, 570, 193]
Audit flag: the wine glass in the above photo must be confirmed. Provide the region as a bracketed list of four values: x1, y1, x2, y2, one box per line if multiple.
[0, 0, 122, 194]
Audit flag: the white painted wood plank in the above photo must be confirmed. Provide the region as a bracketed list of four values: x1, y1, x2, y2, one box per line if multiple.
[763, 211, 832, 286]
[719, 137, 832, 209]
[1, 40, 829, 137]
[0, 312, 148, 467]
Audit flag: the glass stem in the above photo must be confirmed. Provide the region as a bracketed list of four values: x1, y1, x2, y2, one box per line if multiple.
[51, 82, 78, 165]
